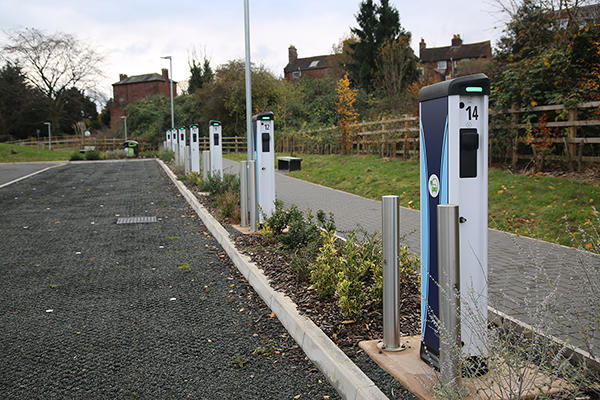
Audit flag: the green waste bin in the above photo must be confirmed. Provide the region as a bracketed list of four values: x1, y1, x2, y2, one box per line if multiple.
[123, 140, 139, 157]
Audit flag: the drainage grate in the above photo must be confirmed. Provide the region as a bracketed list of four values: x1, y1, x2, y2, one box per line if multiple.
[116, 216, 157, 224]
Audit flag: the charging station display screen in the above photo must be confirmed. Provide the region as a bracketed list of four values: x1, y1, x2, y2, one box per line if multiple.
[214, 133, 219, 146]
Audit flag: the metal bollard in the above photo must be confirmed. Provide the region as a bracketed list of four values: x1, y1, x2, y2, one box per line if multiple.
[248, 160, 257, 232]
[240, 161, 248, 227]
[184, 146, 190, 174]
[202, 150, 210, 181]
[379, 196, 405, 352]
[437, 204, 462, 389]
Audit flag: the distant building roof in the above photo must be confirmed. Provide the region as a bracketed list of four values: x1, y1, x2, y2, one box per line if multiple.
[284, 54, 335, 74]
[420, 40, 491, 63]
[113, 73, 176, 86]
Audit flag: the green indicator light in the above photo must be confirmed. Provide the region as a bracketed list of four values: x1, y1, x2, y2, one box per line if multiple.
[465, 86, 483, 93]
[261, 116, 271, 120]
[212, 122, 220, 126]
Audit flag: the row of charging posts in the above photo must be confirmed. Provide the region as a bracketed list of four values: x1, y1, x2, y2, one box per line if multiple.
[380, 74, 489, 389]
[165, 123, 222, 178]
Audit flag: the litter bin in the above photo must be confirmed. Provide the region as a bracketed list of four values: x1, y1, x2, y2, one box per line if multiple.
[123, 140, 139, 157]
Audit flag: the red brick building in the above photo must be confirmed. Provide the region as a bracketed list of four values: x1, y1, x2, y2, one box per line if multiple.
[283, 46, 335, 82]
[110, 69, 177, 128]
[419, 35, 492, 82]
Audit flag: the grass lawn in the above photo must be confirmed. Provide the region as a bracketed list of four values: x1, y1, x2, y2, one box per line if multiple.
[225, 152, 599, 251]
[0, 143, 72, 162]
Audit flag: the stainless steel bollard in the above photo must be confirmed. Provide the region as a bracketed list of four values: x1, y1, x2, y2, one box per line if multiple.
[380, 196, 405, 352]
[240, 161, 248, 227]
[184, 145, 190, 174]
[248, 160, 257, 232]
[202, 150, 210, 181]
[437, 204, 462, 389]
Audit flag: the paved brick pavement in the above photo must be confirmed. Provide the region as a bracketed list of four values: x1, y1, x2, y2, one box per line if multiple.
[224, 158, 599, 357]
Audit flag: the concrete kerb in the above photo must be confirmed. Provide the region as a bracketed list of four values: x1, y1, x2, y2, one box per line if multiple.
[157, 159, 388, 400]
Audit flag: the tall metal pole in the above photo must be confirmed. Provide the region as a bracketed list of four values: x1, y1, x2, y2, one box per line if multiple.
[243, 0, 253, 161]
[248, 159, 257, 231]
[161, 56, 175, 129]
[380, 196, 404, 352]
[437, 204, 462, 390]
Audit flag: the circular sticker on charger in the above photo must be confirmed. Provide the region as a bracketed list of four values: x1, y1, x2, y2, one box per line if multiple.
[428, 174, 440, 198]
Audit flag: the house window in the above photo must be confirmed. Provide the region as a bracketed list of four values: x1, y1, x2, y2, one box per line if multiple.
[308, 60, 320, 68]
[292, 71, 301, 79]
[437, 60, 447, 70]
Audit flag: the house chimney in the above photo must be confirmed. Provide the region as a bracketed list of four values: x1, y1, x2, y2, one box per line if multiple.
[451, 34, 462, 47]
[288, 45, 297, 64]
[119, 74, 127, 81]
[419, 38, 426, 57]
[162, 68, 169, 80]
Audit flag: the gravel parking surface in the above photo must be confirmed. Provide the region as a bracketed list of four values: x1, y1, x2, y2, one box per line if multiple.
[0, 160, 339, 399]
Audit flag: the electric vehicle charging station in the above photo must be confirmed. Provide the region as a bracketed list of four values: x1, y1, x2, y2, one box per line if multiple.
[166, 130, 171, 150]
[209, 120, 223, 178]
[178, 127, 186, 166]
[252, 112, 275, 222]
[418, 73, 489, 370]
[170, 129, 177, 153]
[190, 124, 200, 173]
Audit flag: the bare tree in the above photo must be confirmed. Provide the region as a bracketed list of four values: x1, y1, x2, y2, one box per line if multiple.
[1, 28, 103, 132]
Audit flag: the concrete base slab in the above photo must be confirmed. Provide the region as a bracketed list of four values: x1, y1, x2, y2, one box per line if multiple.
[231, 224, 255, 235]
[360, 336, 570, 400]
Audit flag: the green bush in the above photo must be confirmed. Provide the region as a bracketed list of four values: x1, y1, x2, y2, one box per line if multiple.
[159, 149, 174, 162]
[309, 230, 341, 297]
[104, 149, 126, 160]
[200, 173, 239, 196]
[139, 150, 159, 158]
[85, 150, 102, 160]
[185, 171, 201, 188]
[70, 152, 84, 161]
[217, 189, 240, 222]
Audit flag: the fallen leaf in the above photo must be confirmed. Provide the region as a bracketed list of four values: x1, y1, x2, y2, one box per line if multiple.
[586, 243, 593, 250]
[269, 312, 275, 318]
[341, 320, 355, 325]
[294, 395, 301, 399]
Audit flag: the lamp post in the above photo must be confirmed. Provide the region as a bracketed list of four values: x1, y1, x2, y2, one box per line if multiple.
[43, 122, 52, 150]
[161, 55, 175, 129]
[121, 116, 128, 141]
[243, 0, 252, 161]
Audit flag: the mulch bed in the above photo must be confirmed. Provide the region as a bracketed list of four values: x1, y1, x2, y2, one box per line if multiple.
[232, 233, 421, 349]
[190, 183, 421, 348]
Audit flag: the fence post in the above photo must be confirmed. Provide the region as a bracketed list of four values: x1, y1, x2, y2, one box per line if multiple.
[568, 107, 578, 171]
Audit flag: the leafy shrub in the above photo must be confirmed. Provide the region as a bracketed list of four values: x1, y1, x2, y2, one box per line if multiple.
[104, 149, 126, 160]
[139, 150, 159, 158]
[70, 152, 84, 161]
[85, 150, 102, 160]
[309, 230, 341, 297]
[171, 165, 185, 178]
[185, 172, 202, 188]
[200, 173, 239, 196]
[159, 149, 174, 162]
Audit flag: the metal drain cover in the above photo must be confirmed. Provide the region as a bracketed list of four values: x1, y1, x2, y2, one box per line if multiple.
[116, 216, 157, 224]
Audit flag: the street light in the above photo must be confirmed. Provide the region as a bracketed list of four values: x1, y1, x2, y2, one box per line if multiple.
[121, 115, 128, 141]
[243, 0, 253, 161]
[43, 122, 52, 150]
[160, 55, 175, 129]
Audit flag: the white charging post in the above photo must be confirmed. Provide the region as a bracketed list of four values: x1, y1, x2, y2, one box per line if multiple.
[418, 73, 489, 371]
[170, 129, 177, 153]
[252, 112, 275, 222]
[166, 129, 171, 151]
[209, 120, 223, 178]
[178, 127, 186, 167]
[189, 124, 200, 173]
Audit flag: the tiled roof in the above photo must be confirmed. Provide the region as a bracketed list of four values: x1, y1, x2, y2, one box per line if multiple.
[420, 41, 491, 63]
[113, 73, 170, 86]
[284, 54, 335, 74]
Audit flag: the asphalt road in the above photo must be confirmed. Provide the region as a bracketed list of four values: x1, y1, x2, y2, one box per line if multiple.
[0, 160, 339, 399]
[0, 161, 65, 187]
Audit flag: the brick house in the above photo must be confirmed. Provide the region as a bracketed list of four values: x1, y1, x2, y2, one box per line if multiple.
[283, 46, 336, 82]
[419, 35, 492, 82]
[110, 69, 177, 128]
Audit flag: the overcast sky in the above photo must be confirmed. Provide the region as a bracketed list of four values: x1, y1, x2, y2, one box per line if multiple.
[0, 0, 508, 103]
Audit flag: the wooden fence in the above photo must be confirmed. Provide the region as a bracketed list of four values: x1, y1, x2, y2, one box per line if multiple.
[7, 136, 142, 152]
[277, 101, 600, 168]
